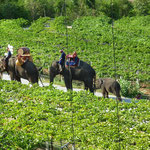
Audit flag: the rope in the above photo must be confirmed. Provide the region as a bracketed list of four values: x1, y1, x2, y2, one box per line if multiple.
[64, 0, 72, 90]
[64, 0, 68, 51]
[64, 0, 75, 149]
[111, 0, 121, 149]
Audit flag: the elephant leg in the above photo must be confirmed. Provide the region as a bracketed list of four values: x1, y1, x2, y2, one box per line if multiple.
[28, 77, 32, 83]
[89, 84, 94, 93]
[84, 82, 88, 91]
[50, 74, 56, 83]
[102, 88, 109, 98]
[27, 76, 36, 84]
[15, 76, 21, 82]
[89, 86, 94, 93]
[9, 72, 15, 80]
[14, 74, 21, 82]
[10, 73, 21, 82]
[30, 76, 38, 84]
[105, 90, 109, 98]
[9, 70, 21, 82]
[64, 76, 72, 90]
[87, 79, 94, 93]
[83, 80, 94, 93]
[102, 90, 106, 98]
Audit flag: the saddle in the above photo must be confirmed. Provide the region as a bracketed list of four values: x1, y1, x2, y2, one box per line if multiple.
[66, 54, 80, 67]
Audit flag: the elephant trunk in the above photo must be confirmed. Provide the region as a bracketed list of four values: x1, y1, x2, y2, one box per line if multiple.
[93, 75, 96, 92]
[116, 90, 122, 101]
[50, 72, 55, 83]
[49, 63, 59, 83]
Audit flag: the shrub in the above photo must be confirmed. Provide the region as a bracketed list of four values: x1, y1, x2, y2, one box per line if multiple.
[119, 78, 140, 98]
[132, 0, 150, 16]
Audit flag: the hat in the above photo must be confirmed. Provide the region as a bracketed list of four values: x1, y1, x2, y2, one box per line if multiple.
[60, 50, 63, 53]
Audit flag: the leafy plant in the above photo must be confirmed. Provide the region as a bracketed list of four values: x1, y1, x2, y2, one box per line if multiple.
[119, 78, 140, 98]
[0, 80, 149, 149]
[0, 15, 149, 82]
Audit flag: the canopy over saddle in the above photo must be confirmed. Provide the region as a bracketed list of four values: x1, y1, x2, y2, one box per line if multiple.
[17, 47, 30, 55]
[16, 47, 33, 66]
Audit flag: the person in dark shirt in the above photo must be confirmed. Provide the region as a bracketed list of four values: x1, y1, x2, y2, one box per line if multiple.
[58, 50, 66, 72]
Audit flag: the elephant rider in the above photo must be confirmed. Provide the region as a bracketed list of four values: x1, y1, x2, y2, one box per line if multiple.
[58, 49, 66, 72]
[4, 44, 13, 70]
[16, 47, 33, 66]
[66, 51, 79, 67]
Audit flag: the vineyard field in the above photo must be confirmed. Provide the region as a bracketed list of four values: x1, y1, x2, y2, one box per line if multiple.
[0, 16, 149, 82]
[0, 15, 150, 149]
[0, 80, 150, 149]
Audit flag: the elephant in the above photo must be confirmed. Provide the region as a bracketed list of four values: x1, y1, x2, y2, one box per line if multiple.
[0, 56, 39, 84]
[95, 78, 122, 101]
[49, 60, 96, 93]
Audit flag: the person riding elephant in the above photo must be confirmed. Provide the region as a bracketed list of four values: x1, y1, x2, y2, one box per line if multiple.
[66, 51, 79, 67]
[50, 59, 96, 93]
[72, 51, 79, 66]
[4, 44, 13, 70]
[58, 49, 66, 73]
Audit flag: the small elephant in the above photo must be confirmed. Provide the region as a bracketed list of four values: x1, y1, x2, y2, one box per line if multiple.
[96, 78, 122, 101]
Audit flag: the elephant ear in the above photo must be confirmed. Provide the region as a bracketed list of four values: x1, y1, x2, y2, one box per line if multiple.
[55, 61, 62, 74]
[99, 79, 104, 87]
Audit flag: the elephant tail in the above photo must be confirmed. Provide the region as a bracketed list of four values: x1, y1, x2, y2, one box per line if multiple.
[93, 75, 96, 92]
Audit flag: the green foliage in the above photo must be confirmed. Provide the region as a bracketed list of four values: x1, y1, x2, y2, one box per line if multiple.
[50, 16, 67, 32]
[133, 0, 150, 15]
[0, 16, 149, 81]
[14, 18, 30, 27]
[86, 0, 96, 9]
[95, 0, 133, 19]
[0, 2, 28, 19]
[53, 0, 65, 16]
[0, 80, 149, 149]
[119, 79, 140, 98]
[29, 17, 51, 33]
[0, 0, 150, 21]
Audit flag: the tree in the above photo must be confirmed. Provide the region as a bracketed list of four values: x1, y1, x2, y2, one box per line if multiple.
[95, 0, 133, 19]
[0, 2, 28, 19]
[86, 0, 95, 9]
[133, 0, 150, 15]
